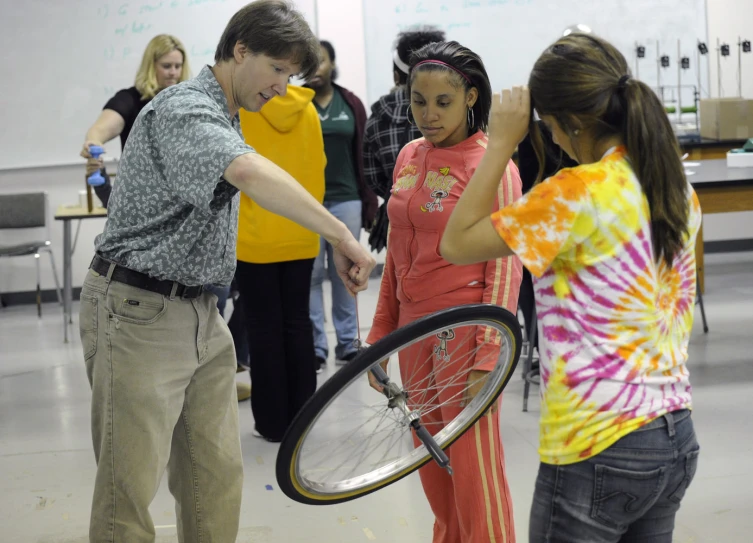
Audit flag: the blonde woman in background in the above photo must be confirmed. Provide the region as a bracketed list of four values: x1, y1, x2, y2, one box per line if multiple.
[80, 34, 191, 204]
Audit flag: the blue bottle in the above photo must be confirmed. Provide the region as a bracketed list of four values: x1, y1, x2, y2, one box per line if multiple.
[88, 145, 105, 186]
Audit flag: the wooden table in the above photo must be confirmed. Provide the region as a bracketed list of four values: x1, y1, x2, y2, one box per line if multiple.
[687, 160, 753, 293]
[54, 205, 107, 342]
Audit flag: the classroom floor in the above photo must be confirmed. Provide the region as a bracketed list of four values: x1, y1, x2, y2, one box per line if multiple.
[1, 252, 752, 543]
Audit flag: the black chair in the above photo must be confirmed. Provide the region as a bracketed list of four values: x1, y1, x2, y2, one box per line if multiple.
[0, 192, 62, 316]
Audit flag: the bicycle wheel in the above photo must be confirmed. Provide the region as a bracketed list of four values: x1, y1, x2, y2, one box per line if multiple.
[276, 304, 522, 505]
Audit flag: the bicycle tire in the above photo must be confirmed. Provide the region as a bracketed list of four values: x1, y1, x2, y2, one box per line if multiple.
[276, 303, 522, 505]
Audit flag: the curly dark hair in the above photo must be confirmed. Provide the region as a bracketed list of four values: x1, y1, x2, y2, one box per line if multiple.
[393, 26, 446, 85]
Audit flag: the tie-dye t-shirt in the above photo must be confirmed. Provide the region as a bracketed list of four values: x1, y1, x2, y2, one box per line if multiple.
[491, 147, 702, 465]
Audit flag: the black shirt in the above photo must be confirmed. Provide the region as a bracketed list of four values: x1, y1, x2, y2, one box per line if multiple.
[95, 87, 150, 207]
[103, 87, 150, 150]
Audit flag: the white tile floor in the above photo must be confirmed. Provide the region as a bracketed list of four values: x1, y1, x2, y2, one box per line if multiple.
[2, 252, 753, 542]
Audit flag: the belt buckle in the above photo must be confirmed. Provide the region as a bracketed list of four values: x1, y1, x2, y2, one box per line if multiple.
[179, 284, 191, 300]
[180, 284, 203, 300]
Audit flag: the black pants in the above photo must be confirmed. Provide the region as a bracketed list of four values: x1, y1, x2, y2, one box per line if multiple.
[227, 285, 249, 366]
[519, 267, 538, 350]
[235, 259, 317, 441]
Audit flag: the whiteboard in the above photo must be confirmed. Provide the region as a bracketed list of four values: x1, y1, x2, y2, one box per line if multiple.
[0, 0, 316, 171]
[363, 0, 708, 109]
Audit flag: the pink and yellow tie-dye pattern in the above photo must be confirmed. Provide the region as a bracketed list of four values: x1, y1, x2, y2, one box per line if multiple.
[491, 147, 702, 465]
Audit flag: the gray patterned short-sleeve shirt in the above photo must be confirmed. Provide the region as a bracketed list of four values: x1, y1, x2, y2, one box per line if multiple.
[95, 66, 254, 286]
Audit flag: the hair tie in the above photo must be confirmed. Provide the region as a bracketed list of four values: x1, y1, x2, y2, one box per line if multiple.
[618, 74, 631, 88]
[412, 59, 472, 85]
[393, 49, 410, 74]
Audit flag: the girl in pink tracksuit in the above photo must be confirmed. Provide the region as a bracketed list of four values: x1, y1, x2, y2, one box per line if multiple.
[366, 41, 522, 543]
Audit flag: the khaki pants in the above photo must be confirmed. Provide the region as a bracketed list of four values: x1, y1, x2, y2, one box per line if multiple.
[79, 268, 242, 543]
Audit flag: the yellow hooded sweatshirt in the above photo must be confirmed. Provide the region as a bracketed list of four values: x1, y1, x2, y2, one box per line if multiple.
[236, 86, 325, 263]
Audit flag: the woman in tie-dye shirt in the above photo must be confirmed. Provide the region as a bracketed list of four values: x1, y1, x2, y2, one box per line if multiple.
[441, 34, 701, 542]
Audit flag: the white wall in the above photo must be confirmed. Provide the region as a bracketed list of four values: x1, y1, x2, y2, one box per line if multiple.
[316, 0, 368, 105]
[0, 0, 750, 296]
[706, 0, 753, 99]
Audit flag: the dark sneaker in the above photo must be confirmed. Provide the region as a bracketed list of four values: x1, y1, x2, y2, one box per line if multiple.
[335, 351, 358, 366]
[316, 356, 327, 374]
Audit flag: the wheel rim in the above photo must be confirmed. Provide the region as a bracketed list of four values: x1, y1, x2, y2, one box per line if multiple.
[290, 317, 518, 500]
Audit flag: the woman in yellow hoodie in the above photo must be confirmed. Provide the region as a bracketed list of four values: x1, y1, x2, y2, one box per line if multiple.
[237, 85, 326, 442]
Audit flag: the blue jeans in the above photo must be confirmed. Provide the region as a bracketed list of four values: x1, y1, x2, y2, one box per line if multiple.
[530, 409, 700, 543]
[310, 200, 362, 360]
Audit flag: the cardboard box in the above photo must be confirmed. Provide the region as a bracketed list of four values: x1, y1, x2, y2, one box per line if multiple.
[699, 98, 753, 140]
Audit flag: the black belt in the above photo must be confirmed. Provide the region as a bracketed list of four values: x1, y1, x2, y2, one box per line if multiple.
[90, 255, 204, 299]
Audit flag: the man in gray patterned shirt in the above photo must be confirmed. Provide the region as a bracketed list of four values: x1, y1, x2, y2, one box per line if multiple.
[78, 2, 375, 542]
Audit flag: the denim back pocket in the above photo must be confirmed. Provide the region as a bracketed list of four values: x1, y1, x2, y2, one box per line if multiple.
[592, 464, 667, 529]
[668, 449, 700, 504]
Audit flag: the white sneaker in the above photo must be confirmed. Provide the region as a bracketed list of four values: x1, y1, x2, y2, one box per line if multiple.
[252, 427, 281, 443]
